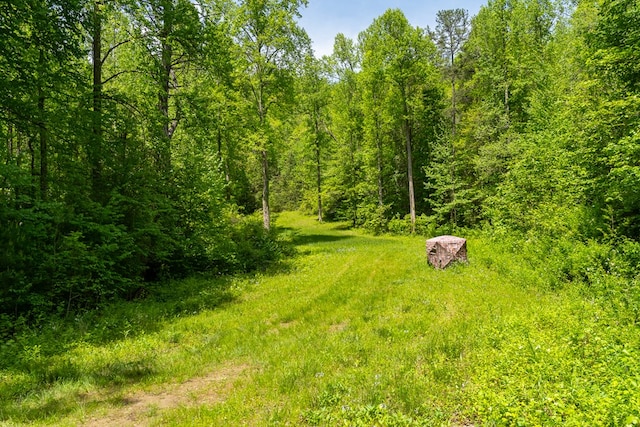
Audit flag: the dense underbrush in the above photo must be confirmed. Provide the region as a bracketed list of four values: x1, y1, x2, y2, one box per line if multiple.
[0, 206, 292, 339]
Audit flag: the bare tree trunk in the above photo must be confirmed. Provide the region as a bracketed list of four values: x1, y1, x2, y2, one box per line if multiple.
[156, 3, 179, 176]
[38, 91, 47, 200]
[158, 38, 172, 174]
[91, 0, 103, 200]
[314, 118, 323, 222]
[261, 149, 270, 230]
[404, 122, 416, 232]
[401, 93, 416, 233]
[37, 50, 47, 201]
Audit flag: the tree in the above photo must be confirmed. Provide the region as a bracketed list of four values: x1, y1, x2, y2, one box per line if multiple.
[584, 0, 640, 237]
[232, 0, 311, 230]
[325, 33, 364, 225]
[125, 0, 206, 174]
[297, 54, 331, 221]
[359, 9, 438, 232]
[433, 8, 470, 139]
[445, 0, 559, 227]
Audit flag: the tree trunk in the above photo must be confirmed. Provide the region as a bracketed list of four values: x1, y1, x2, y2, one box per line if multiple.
[402, 97, 416, 233]
[37, 50, 47, 201]
[261, 149, 270, 230]
[38, 90, 47, 200]
[349, 134, 358, 227]
[450, 52, 457, 226]
[451, 50, 457, 139]
[91, 0, 103, 200]
[314, 118, 323, 222]
[257, 75, 271, 230]
[157, 4, 177, 175]
[450, 141, 456, 226]
[375, 116, 384, 206]
[158, 39, 172, 174]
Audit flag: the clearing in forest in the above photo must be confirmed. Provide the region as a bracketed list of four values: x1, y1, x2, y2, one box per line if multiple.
[2, 212, 638, 426]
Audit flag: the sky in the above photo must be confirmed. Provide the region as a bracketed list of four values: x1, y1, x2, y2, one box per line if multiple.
[297, 0, 488, 57]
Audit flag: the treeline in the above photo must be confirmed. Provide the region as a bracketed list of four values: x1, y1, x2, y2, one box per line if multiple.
[1, 0, 639, 321]
[298, 0, 640, 241]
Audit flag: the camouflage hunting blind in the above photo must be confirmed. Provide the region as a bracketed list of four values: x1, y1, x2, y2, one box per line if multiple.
[426, 236, 467, 269]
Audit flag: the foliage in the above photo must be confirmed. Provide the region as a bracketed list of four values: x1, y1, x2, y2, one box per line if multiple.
[0, 0, 305, 321]
[4, 0, 640, 423]
[0, 213, 638, 425]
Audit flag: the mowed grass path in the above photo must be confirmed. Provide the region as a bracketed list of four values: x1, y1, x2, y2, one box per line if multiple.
[3, 212, 637, 426]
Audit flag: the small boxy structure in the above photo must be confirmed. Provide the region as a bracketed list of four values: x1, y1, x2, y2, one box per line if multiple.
[426, 235, 467, 269]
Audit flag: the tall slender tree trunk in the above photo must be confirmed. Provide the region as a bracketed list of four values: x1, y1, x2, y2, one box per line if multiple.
[400, 88, 416, 232]
[261, 148, 270, 230]
[314, 117, 323, 222]
[375, 114, 384, 207]
[403, 113, 416, 232]
[450, 52, 457, 226]
[257, 81, 271, 230]
[37, 50, 47, 201]
[91, 0, 103, 200]
[157, 3, 178, 176]
[450, 50, 457, 139]
[158, 38, 172, 174]
[349, 134, 358, 227]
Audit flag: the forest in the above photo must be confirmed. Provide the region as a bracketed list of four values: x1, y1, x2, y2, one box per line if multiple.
[1, 0, 640, 331]
[2, 0, 640, 424]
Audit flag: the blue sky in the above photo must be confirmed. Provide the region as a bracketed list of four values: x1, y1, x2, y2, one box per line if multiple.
[298, 0, 488, 57]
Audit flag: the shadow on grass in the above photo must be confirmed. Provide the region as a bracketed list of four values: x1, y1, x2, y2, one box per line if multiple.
[291, 233, 354, 246]
[0, 220, 354, 423]
[0, 273, 241, 423]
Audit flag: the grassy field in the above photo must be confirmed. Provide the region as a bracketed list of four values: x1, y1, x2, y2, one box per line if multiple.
[1, 212, 639, 426]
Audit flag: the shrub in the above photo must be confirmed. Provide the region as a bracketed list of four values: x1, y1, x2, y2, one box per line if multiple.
[361, 204, 390, 235]
[387, 214, 438, 236]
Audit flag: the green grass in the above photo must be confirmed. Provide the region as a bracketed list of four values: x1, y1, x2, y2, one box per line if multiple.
[1, 212, 639, 426]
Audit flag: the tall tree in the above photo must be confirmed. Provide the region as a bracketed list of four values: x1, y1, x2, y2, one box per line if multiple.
[359, 9, 438, 231]
[432, 9, 470, 225]
[126, 0, 205, 174]
[433, 8, 470, 139]
[232, 0, 311, 230]
[585, 0, 640, 236]
[325, 33, 364, 225]
[297, 54, 331, 222]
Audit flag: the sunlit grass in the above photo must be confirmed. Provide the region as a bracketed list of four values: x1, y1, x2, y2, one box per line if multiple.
[1, 212, 638, 425]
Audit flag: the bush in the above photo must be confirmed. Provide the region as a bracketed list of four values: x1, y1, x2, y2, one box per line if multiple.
[360, 204, 390, 235]
[387, 214, 438, 236]
[214, 212, 293, 273]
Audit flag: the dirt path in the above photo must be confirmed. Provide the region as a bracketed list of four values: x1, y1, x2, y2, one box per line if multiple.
[83, 364, 249, 426]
